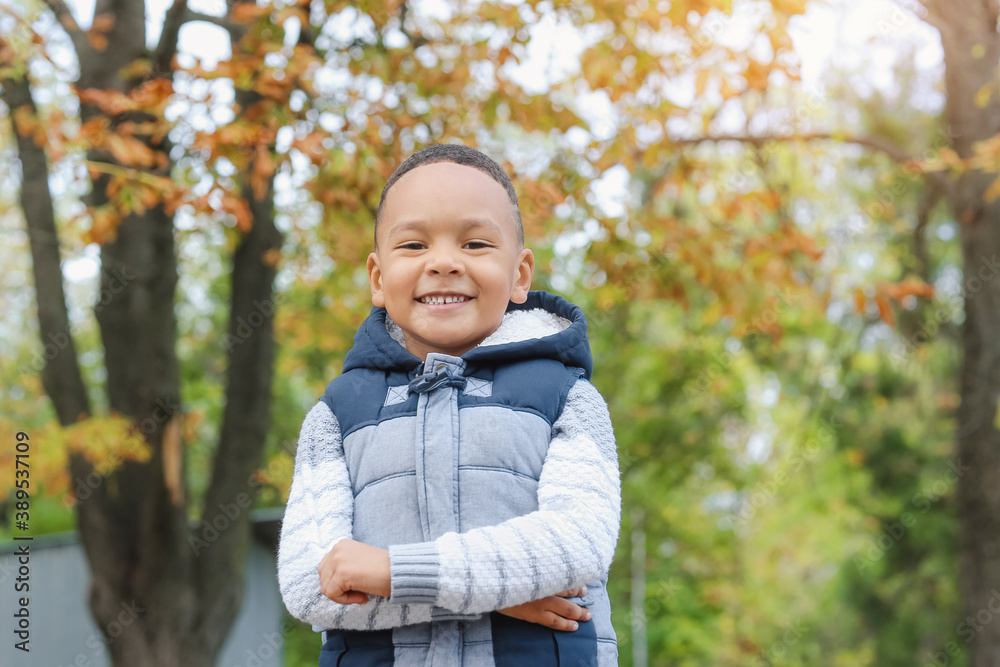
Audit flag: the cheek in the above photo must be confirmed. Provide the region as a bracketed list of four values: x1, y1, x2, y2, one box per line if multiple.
[478, 262, 517, 285]
[385, 264, 419, 286]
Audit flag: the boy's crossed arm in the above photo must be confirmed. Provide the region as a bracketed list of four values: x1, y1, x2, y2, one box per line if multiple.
[318, 538, 593, 632]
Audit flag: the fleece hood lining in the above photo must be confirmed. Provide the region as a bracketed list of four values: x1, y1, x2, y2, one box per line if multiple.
[385, 308, 572, 351]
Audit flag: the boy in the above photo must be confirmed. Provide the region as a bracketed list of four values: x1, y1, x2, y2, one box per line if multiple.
[277, 144, 621, 666]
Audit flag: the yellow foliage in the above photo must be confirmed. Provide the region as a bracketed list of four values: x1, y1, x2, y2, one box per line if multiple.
[985, 176, 1000, 203]
[258, 451, 295, 501]
[975, 82, 994, 109]
[0, 414, 151, 500]
[770, 0, 809, 15]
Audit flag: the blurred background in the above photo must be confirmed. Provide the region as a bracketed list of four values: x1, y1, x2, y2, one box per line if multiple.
[2, 0, 999, 665]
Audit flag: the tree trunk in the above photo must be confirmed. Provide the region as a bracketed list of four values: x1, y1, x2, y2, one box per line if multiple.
[1, 72, 91, 426]
[927, 1, 1000, 664]
[193, 79, 283, 652]
[4, 0, 282, 664]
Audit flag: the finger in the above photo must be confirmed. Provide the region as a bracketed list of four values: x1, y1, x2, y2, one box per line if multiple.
[328, 588, 367, 605]
[338, 590, 370, 605]
[555, 585, 588, 598]
[321, 583, 343, 602]
[540, 610, 581, 632]
[546, 597, 592, 622]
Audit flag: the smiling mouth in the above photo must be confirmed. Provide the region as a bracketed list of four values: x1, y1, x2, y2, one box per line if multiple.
[418, 294, 472, 305]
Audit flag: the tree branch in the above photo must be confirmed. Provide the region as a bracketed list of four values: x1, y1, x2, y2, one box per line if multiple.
[913, 178, 944, 282]
[2, 68, 91, 427]
[667, 131, 916, 164]
[153, 2, 249, 74]
[913, 0, 944, 29]
[152, 0, 189, 76]
[296, 0, 314, 48]
[42, 0, 88, 55]
[180, 8, 247, 39]
[397, 0, 428, 49]
[668, 130, 954, 193]
[43, 0, 81, 33]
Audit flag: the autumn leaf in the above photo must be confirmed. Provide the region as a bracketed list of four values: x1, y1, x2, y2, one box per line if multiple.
[874, 293, 895, 327]
[86, 13, 114, 52]
[262, 248, 282, 267]
[975, 82, 994, 108]
[771, 0, 809, 15]
[696, 68, 712, 97]
[119, 59, 154, 80]
[854, 288, 867, 315]
[91, 13, 115, 32]
[231, 2, 272, 23]
[881, 280, 936, 301]
[222, 192, 253, 231]
[985, 176, 1000, 203]
[105, 134, 159, 167]
[251, 144, 275, 201]
[743, 59, 771, 91]
[83, 204, 123, 245]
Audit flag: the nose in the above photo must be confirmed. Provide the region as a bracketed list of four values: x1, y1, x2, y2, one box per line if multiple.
[426, 244, 464, 275]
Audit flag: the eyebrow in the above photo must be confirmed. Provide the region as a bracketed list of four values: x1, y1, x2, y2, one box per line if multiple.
[385, 218, 507, 239]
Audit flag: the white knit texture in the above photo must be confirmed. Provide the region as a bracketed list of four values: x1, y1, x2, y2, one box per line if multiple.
[276, 402, 434, 630]
[431, 379, 621, 613]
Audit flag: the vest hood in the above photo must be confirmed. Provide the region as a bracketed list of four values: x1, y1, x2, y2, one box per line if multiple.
[341, 290, 594, 379]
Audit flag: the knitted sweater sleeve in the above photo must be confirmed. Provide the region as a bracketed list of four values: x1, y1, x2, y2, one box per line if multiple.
[389, 378, 622, 614]
[277, 401, 433, 630]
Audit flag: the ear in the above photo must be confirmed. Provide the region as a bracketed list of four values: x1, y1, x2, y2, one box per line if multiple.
[509, 248, 534, 304]
[367, 252, 385, 308]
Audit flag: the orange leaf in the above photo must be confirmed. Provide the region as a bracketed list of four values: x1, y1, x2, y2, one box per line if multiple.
[12, 106, 39, 139]
[874, 293, 895, 327]
[853, 288, 867, 315]
[251, 145, 274, 201]
[232, 3, 272, 23]
[222, 193, 253, 231]
[292, 133, 327, 164]
[91, 13, 115, 32]
[77, 87, 133, 114]
[881, 280, 936, 301]
[87, 32, 108, 52]
[105, 134, 158, 167]
[262, 248, 282, 267]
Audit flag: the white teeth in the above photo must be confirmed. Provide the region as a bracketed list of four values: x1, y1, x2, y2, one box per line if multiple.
[422, 295, 468, 305]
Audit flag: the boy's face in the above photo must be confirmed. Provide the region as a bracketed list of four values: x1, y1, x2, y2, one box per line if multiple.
[367, 161, 534, 361]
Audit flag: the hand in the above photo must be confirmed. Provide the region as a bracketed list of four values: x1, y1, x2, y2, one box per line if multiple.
[498, 586, 591, 632]
[317, 539, 391, 604]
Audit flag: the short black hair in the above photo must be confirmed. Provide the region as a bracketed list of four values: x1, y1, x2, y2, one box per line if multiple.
[374, 144, 524, 247]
